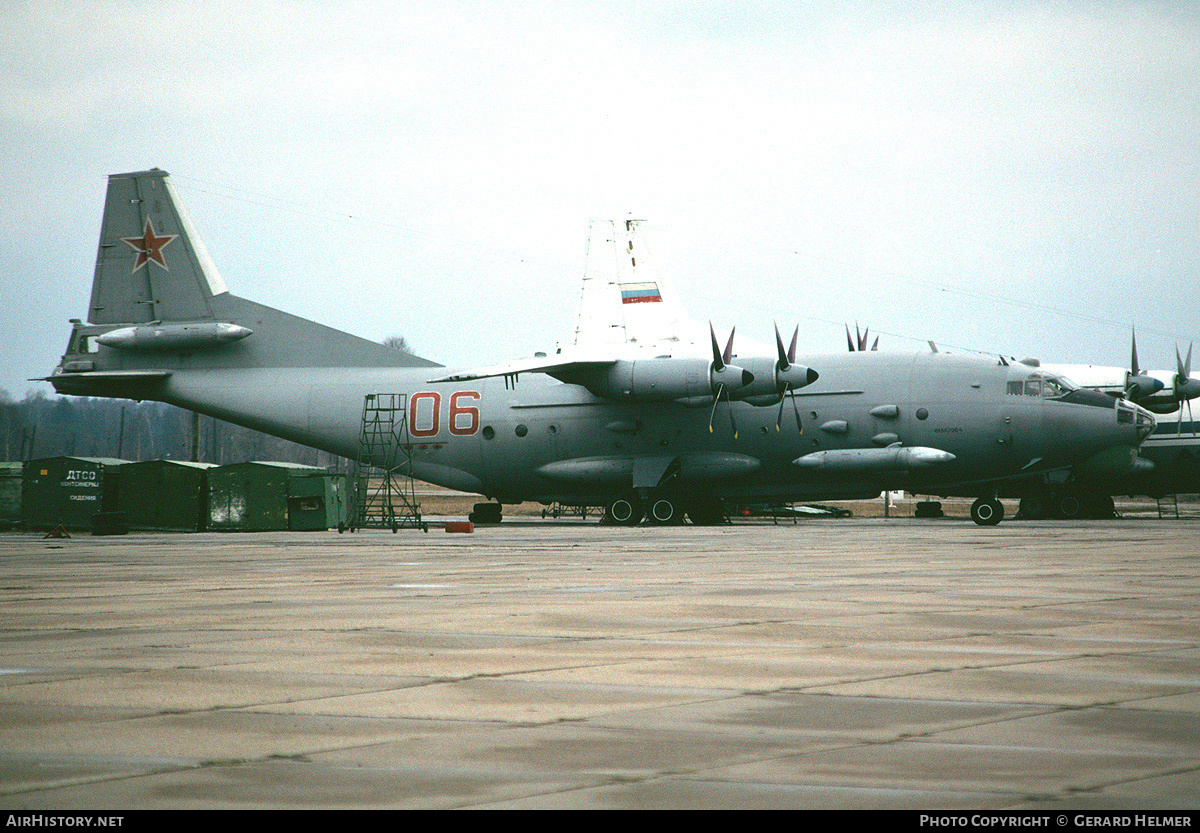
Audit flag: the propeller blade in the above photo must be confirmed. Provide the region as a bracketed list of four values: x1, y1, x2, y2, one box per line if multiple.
[709, 322, 724, 371]
[775, 323, 789, 371]
[1124, 328, 1164, 401]
[845, 322, 876, 351]
[774, 385, 805, 432]
[788, 326, 798, 365]
[1177, 343, 1193, 387]
[707, 382, 738, 438]
[708, 384, 722, 433]
[1174, 343, 1200, 405]
[723, 327, 736, 367]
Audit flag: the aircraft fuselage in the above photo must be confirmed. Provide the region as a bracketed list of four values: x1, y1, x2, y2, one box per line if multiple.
[52, 332, 1152, 507]
[44, 169, 1157, 525]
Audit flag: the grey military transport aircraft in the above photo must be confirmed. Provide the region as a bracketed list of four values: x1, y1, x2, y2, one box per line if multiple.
[43, 169, 1157, 526]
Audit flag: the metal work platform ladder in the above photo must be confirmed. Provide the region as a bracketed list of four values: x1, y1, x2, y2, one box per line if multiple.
[349, 393, 427, 532]
[1157, 494, 1180, 519]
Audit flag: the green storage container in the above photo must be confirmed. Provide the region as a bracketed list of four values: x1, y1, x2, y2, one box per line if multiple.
[287, 469, 348, 531]
[118, 460, 214, 531]
[21, 457, 129, 530]
[208, 461, 345, 532]
[0, 462, 22, 529]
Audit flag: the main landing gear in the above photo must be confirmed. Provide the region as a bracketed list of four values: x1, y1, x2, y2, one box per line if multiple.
[601, 491, 725, 526]
[1016, 489, 1116, 520]
[469, 502, 503, 524]
[603, 494, 645, 526]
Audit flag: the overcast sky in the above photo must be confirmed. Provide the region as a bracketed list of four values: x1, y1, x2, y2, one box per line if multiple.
[3, 0, 1198, 400]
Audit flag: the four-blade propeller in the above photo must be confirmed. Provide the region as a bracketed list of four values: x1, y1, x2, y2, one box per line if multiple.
[707, 322, 819, 437]
[708, 323, 751, 437]
[1122, 330, 1199, 435]
[774, 323, 813, 432]
[1124, 329, 1164, 400]
[1174, 343, 1200, 436]
[846, 322, 878, 352]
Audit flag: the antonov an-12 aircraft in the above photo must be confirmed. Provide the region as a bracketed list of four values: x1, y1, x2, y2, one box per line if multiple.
[44, 170, 1156, 526]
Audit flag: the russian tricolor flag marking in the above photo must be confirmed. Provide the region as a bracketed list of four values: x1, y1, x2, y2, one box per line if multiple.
[619, 282, 662, 304]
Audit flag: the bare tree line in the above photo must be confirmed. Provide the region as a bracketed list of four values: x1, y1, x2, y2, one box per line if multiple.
[0, 390, 351, 470]
[2, 337, 414, 467]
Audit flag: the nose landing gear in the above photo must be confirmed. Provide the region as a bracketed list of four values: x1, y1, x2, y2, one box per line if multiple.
[970, 496, 1004, 526]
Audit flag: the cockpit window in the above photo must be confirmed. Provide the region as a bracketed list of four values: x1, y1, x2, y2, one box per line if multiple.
[1041, 376, 1073, 398]
[1007, 373, 1076, 399]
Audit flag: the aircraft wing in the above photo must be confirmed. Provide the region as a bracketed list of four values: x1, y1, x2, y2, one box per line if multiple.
[428, 354, 616, 384]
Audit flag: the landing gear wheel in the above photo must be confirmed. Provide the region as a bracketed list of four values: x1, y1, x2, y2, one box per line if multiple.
[1089, 494, 1116, 519]
[647, 495, 684, 525]
[685, 495, 726, 526]
[469, 502, 503, 524]
[604, 495, 644, 526]
[1053, 491, 1084, 520]
[1017, 492, 1050, 520]
[970, 497, 1004, 526]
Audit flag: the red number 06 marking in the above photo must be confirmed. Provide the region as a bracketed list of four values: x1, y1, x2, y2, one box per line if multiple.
[409, 391, 480, 438]
[448, 391, 480, 436]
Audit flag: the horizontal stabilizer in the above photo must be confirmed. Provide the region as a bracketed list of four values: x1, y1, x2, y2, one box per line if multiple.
[42, 369, 171, 398]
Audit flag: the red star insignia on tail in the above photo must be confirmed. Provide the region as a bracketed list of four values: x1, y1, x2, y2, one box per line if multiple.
[119, 217, 177, 272]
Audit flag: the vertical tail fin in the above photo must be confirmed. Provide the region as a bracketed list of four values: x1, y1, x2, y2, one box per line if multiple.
[89, 169, 227, 324]
[572, 218, 693, 351]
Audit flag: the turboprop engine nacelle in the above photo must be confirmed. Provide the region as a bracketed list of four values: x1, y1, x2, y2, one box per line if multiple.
[576, 357, 754, 405]
[737, 355, 820, 405]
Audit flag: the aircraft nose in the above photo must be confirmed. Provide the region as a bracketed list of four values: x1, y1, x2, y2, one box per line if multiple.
[1120, 400, 1156, 443]
[1135, 404, 1156, 442]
